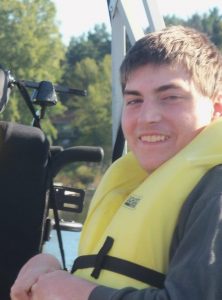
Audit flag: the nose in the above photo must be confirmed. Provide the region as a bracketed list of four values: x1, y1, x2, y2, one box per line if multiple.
[138, 100, 162, 124]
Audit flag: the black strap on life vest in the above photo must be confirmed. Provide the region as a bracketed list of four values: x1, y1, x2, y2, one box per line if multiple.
[71, 236, 165, 289]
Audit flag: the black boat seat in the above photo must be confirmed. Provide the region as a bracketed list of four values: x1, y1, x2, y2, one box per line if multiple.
[0, 121, 49, 300]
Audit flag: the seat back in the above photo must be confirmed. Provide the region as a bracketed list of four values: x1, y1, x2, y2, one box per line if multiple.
[0, 121, 49, 299]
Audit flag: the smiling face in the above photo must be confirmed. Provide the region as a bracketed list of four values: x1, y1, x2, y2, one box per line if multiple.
[121, 64, 218, 173]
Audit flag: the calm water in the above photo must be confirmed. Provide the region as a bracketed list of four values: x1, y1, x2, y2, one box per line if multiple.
[43, 229, 81, 271]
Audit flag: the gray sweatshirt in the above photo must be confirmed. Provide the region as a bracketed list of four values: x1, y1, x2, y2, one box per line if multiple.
[89, 164, 222, 300]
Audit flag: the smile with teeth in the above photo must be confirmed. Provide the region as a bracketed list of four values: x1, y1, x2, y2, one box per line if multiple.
[140, 135, 169, 143]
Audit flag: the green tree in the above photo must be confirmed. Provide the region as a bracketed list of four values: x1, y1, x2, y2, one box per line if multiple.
[54, 55, 112, 190]
[66, 24, 111, 67]
[187, 8, 222, 49]
[0, 0, 66, 139]
[73, 55, 112, 148]
[54, 55, 112, 164]
[55, 24, 112, 161]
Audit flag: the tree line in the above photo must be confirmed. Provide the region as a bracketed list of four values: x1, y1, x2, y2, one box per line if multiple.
[0, 0, 222, 187]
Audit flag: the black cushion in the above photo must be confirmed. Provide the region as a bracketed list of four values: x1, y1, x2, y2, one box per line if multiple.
[0, 121, 49, 299]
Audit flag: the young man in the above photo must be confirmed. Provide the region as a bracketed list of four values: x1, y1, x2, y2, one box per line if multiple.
[11, 25, 222, 300]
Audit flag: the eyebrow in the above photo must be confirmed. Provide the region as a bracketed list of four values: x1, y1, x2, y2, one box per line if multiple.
[123, 90, 141, 96]
[154, 83, 181, 93]
[123, 83, 181, 96]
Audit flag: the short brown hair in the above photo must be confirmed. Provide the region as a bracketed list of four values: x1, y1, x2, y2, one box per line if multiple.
[120, 25, 222, 99]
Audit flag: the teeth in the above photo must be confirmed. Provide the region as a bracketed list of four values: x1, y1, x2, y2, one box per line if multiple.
[140, 135, 168, 142]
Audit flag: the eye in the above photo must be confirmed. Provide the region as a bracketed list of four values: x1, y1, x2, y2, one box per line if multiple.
[125, 98, 143, 106]
[162, 95, 182, 102]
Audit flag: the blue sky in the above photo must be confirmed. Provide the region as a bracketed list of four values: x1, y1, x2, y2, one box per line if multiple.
[52, 0, 222, 44]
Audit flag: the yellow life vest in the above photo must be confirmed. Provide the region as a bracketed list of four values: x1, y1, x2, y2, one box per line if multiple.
[73, 119, 222, 289]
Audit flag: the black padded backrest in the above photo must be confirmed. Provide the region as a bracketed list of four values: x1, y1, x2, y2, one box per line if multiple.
[0, 121, 50, 299]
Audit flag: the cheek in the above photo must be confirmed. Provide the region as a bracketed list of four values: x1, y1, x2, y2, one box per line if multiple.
[198, 106, 214, 125]
[121, 109, 137, 140]
[194, 99, 215, 125]
[171, 100, 214, 134]
[121, 110, 130, 135]
[174, 116, 205, 151]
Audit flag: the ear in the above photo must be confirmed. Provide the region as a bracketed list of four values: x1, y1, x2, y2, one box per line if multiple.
[213, 93, 222, 119]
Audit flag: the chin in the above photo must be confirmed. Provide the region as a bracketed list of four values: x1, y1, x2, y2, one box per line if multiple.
[140, 162, 159, 173]
[140, 159, 167, 174]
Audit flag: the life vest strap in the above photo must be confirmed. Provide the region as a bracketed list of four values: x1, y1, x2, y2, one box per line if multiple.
[90, 236, 114, 279]
[72, 254, 165, 288]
